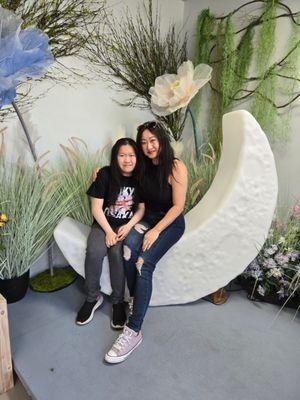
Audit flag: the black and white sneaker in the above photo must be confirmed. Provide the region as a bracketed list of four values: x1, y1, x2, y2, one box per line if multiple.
[111, 302, 127, 330]
[76, 295, 103, 325]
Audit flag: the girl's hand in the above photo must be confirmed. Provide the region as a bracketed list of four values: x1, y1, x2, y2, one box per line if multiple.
[142, 228, 160, 251]
[117, 224, 132, 241]
[105, 231, 118, 247]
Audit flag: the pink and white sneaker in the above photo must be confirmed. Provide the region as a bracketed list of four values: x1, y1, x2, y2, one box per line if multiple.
[105, 326, 142, 364]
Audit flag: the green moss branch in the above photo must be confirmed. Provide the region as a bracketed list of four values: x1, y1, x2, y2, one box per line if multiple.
[215, 0, 300, 25]
[194, 0, 299, 145]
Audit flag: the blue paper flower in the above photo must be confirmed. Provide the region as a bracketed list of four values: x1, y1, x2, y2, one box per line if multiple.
[0, 6, 54, 108]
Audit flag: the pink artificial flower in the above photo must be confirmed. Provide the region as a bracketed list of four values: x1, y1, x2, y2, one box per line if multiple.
[292, 205, 300, 220]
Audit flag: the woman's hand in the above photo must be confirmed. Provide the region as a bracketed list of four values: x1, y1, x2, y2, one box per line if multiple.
[105, 230, 118, 247]
[142, 228, 160, 251]
[117, 224, 132, 241]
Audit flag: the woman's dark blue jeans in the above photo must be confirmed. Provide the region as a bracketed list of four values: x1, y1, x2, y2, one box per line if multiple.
[123, 211, 185, 332]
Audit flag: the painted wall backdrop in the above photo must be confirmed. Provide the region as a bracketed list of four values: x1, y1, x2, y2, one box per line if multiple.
[182, 0, 300, 209]
[2, 0, 184, 164]
[0, 0, 185, 275]
[1, 0, 298, 283]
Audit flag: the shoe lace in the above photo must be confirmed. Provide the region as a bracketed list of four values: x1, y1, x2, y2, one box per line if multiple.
[113, 329, 132, 351]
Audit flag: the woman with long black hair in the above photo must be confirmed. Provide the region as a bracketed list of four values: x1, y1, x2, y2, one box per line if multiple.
[105, 121, 188, 363]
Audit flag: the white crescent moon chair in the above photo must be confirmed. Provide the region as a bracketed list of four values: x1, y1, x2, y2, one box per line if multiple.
[53, 110, 278, 306]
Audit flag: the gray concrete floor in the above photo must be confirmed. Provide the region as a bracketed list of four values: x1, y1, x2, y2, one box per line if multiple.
[5, 278, 300, 400]
[0, 376, 30, 400]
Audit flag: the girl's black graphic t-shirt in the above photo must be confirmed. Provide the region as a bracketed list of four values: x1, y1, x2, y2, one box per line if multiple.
[86, 166, 140, 227]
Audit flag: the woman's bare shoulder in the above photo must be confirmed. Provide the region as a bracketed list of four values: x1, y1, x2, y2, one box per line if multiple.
[172, 159, 187, 174]
[170, 159, 187, 185]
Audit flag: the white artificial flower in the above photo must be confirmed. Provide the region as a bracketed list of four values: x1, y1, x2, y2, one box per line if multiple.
[267, 267, 282, 278]
[268, 228, 274, 237]
[257, 285, 265, 296]
[149, 61, 212, 116]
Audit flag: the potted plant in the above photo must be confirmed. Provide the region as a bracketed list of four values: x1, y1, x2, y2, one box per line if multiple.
[239, 205, 300, 309]
[0, 163, 74, 303]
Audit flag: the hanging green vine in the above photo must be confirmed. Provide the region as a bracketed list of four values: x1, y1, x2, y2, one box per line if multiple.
[192, 10, 215, 113]
[206, 21, 224, 153]
[192, 0, 300, 150]
[192, 9, 216, 143]
[220, 16, 236, 112]
[251, 0, 278, 136]
[232, 27, 254, 100]
[256, 0, 277, 73]
[194, 9, 216, 66]
[278, 13, 300, 140]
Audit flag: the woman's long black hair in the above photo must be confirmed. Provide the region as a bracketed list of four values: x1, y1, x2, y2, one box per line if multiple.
[108, 137, 139, 207]
[136, 121, 175, 188]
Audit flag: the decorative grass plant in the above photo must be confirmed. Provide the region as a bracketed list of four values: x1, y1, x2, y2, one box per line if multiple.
[54, 138, 110, 226]
[184, 143, 218, 214]
[30, 138, 110, 292]
[0, 163, 75, 279]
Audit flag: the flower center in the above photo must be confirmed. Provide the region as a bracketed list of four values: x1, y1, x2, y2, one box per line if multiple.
[170, 79, 180, 90]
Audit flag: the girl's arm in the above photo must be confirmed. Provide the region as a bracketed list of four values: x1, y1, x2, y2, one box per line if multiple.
[91, 197, 118, 247]
[142, 160, 188, 251]
[117, 203, 145, 241]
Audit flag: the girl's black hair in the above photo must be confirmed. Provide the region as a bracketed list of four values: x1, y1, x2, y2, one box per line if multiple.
[108, 137, 139, 207]
[136, 121, 175, 188]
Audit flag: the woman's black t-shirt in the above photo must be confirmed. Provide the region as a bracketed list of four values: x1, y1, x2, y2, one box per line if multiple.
[86, 166, 140, 227]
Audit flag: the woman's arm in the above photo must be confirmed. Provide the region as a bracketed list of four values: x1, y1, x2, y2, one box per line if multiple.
[142, 160, 188, 251]
[91, 197, 118, 247]
[117, 203, 145, 241]
[92, 168, 100, 182]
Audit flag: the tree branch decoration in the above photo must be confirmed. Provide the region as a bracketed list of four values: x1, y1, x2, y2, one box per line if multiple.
[85, 0, 189, 140]
[0, 0, 107, 121]
[193, 0, 300, 152]
[6, 0, 106, 59]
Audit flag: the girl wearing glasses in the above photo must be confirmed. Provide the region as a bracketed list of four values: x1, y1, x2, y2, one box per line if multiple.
[105, 122, 187, 363]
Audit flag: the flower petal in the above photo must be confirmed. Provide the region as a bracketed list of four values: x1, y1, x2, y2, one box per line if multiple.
[0, 8, 54, 108]
[194, 63, 213, 80]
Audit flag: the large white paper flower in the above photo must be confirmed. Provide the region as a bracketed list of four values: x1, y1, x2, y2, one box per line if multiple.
[149, 61, 212, 116]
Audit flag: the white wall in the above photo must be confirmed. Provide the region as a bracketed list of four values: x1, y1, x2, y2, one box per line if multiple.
[1, 0, 185, 274]
[183, 0, 300, 209]
[3, 0, 299, 274]
[3, 0, 184, 165]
